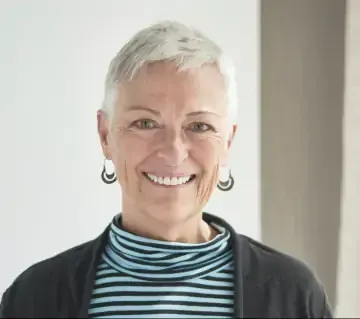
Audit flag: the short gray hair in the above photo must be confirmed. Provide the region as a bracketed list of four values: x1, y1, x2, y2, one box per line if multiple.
[101, 20, 239, 126]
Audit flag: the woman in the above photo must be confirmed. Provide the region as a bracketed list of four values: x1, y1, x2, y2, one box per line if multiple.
[0, 21, 332, 318]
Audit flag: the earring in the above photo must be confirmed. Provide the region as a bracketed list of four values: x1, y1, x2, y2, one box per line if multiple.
[101, 159, 117, 184]
[217, 169, 235, 191]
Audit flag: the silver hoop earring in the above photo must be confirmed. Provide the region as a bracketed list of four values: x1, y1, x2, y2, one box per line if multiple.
[217, 169, 235, 192]
[101, 159, 117, 184]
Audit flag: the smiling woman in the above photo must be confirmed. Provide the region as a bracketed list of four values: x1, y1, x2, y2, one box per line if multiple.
[98, 60, 233, 241]
[0, 20, 332, 318]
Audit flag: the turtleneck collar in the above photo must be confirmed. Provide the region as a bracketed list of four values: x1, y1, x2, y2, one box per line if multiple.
[101, 214, 233, 281]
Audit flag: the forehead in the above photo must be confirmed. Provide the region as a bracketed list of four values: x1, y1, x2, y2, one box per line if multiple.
[117, 62, 227, 111]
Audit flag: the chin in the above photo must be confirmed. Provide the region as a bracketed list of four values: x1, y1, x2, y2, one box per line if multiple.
[146, 201, 200, 223]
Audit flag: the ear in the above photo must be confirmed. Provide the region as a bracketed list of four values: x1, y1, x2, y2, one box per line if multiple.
[97, 110, 112, 160]
[221, 124, 238, 167]
[227, 124, 237, 149]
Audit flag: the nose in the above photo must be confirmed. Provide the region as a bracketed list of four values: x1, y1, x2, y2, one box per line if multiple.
[156, 128, 189, 165]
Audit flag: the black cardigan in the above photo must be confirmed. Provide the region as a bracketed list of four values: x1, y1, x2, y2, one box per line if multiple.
[0, 213, 332, 318]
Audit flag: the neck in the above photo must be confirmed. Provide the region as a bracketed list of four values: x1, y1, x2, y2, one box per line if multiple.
[120, 203, 217, 244]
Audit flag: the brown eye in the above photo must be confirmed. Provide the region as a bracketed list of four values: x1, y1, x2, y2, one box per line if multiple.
[134, 119, 157, 129]
[190, 122, 212, 133]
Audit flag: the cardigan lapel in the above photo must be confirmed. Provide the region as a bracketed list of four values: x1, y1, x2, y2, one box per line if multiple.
[203, 212, 246, 318]
[75, 225, 110, 318]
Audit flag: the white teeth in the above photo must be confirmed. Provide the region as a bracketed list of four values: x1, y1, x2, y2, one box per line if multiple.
[146, 174, 192, 186]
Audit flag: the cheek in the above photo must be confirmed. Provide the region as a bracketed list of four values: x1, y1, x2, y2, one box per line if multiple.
[191, 134, 226, 166]
[110, 129, 154, 183]
[192, 137, 224, 204]
[114, 129, 154, 161]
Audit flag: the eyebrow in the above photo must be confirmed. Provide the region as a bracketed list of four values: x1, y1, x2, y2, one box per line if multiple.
[125, 105, 220, 117]
[124, 105, 160, 116]
[186, 110, 220, 117]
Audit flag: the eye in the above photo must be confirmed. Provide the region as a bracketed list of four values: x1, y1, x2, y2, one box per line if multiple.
[189, 122, 214, 133]
[132, 119, 158, 129]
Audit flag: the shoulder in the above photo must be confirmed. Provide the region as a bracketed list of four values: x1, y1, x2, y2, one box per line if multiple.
[10, 240, 91, 284]
[242, 234, 317, 282]
[238, 234, 332, 317]
[0, 240, 94, 317]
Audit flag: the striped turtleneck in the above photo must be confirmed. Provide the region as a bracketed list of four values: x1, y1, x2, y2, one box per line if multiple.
[89, 214, 234, 318]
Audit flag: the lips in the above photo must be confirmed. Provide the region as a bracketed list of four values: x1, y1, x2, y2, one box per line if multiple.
[144, 173, 196, 186]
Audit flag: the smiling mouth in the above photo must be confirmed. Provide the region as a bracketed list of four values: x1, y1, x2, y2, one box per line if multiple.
[143, 173, 196, 186]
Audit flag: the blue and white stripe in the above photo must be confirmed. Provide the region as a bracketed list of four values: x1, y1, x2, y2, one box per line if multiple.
[89, 215, 234, 318]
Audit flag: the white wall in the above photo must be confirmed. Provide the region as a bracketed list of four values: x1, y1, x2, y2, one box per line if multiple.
[0, 0, 259, 293]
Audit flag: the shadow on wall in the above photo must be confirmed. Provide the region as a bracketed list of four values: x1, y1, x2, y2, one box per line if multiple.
[260, 0, 346, 309]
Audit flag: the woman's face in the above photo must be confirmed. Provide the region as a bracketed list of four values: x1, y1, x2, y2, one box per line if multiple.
[98, 62, 236, 225]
